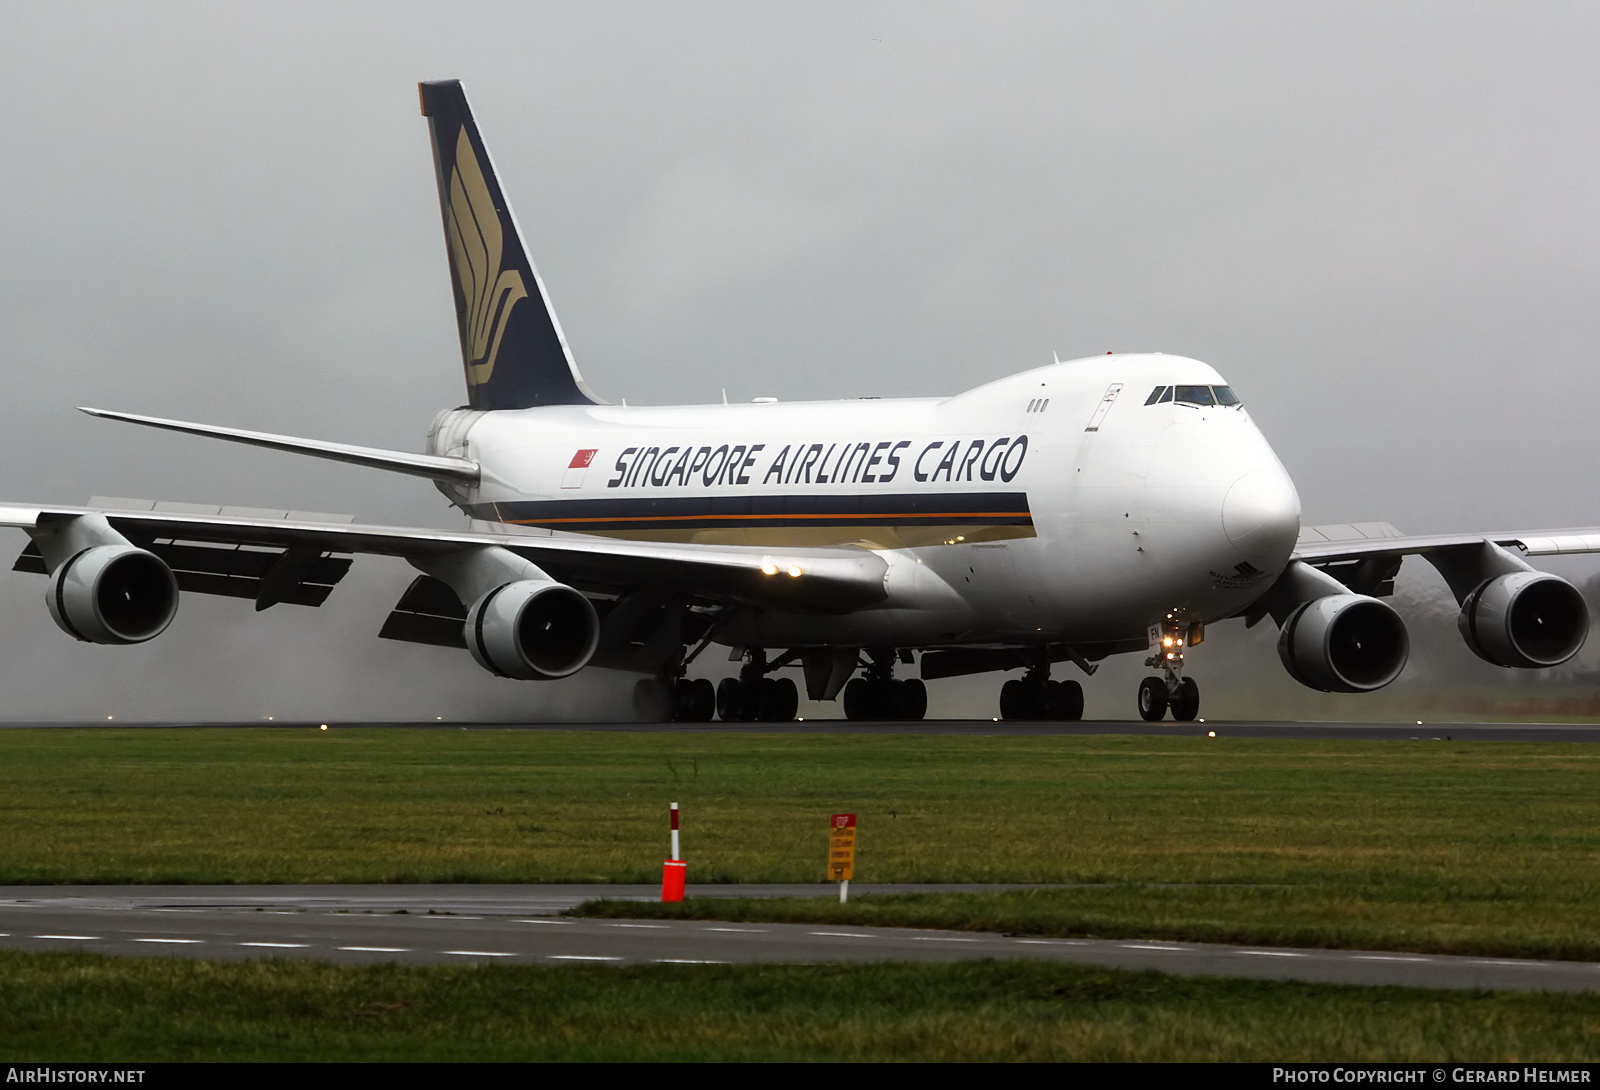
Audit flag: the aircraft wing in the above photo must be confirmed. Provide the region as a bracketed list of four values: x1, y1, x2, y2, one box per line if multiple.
[1294, 521, 1600, 563]
[1235, 520, 1600, 631]
[0, 502, 889, 616]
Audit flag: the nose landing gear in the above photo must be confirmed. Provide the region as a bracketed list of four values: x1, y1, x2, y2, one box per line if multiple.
[1138, 615, 1202, 722]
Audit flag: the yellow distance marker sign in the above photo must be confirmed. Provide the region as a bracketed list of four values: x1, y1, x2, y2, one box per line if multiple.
[828, 813, 857, 882]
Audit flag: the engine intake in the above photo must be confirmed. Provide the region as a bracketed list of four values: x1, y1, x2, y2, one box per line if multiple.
[1458, 572, 1588, 669]
[1277, 593, 1409, 693]
[464, 580, 599, 680]
[47, 545, 179, 645]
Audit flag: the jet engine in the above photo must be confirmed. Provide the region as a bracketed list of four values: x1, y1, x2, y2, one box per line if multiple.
[463, 579, 600, 680]
[46, 544, 179, 645]
[1457, 572, 1588, 669]
[1277, 593, 1409, 693]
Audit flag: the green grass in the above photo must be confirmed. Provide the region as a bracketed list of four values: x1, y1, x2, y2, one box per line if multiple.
[572, 884, 1600, 962]
[1, 951, 1598, 1062]
[2, 728, 1598, 957]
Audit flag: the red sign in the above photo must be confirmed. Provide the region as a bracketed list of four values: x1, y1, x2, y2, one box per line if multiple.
[831, 813, 856, 829]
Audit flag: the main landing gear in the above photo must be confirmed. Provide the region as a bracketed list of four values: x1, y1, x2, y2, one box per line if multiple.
[715, 648, 800, 722]
[633, 675, 715, 722]
[842, 648, 926, 721]
[999, 670, 1084, 721]
[1138, 614, 1202, 722]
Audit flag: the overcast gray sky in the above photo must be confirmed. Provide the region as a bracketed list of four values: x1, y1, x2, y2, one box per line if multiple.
[1, 1, 1597, 720]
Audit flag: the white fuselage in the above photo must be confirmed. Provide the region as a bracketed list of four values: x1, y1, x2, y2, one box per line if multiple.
[426, 353, 1302, 650]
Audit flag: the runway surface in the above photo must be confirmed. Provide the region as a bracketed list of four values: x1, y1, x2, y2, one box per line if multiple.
[0, 885, 1595, 992]
[4, 719, 1600, 741]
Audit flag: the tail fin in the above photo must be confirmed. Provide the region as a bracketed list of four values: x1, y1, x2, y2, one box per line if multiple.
[419, 80, 598, 409]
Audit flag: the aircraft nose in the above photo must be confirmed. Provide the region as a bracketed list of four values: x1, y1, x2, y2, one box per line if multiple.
[1222, 468, 1301, 563]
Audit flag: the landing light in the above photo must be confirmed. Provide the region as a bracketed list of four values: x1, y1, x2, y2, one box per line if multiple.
[320, 724, 328, 731]
[761, 561, 778, 576]
[787, 565, 803, 578]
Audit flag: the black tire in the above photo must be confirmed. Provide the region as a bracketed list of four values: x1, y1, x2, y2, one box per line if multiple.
[999, 678, 1024, 720]
[633, 678, 672, 721]
[716, 677, 741, 721]
[843, 677, 869, 720]
[1046, 679, 1084, 720]
[777, 676, 800, 721]
[1170, 677, 1200, 721]
[898, 678, 927, 721]
[690, 678, 715, 722]
[1061, 679, 1084, 721]
[670, 678, 694, 721]
[1137, 676, 1168, 721]
[759, 677, 799, 721]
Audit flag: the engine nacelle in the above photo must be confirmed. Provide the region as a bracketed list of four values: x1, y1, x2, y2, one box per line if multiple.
[1277, 593, 1409, 693]
[46, 545, 179, 645]
[463, 579, 599, 680]
[1458, 571, 1588, 669]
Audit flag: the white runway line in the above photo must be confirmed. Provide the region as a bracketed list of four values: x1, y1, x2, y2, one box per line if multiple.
[1353, 955, 1431, 962]
[656, 959, 727, 964]
[703, 927, 767, 933]
[444, 950, 517, 957]
[134, 938, 203, 944]
[1236, 950, 1307, 958]
[33, 935, 99, 940]
[238, 942, 310, 949]
[912, 936, 980, 943]
[338, 946, 409, 953]
[808, 931, 872, 938]
[1120, 943, 1185, 951]
[518, 919, 573, 925]
[1014, 938, 1089, 945]
[549, 955, 623, 961]
[611, 923, 670, 929]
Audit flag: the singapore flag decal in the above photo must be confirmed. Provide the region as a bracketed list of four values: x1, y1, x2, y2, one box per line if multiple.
[562, 449, 598, 489]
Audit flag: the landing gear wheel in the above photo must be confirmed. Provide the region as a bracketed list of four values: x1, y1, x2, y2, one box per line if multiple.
[671, 677, 714, 722]
[1047, 679, 1084, 721]
[759, 677, 799, 721]
[898, 678, 927, 721]
[1137, 676, 1168, 722]
[692, 678, 715, 721]
[633, 677, 672, 721]
[998, 679, 1023, 720]
[1169, 677, 1200, 721]
[843, 677, 871, 720]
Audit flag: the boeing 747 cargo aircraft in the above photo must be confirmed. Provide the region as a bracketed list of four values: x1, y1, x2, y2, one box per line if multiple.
[8, 81, 1595, 723]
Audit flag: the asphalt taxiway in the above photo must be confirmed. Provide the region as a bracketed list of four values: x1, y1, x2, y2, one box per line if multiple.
[0, 885, 1595, 992]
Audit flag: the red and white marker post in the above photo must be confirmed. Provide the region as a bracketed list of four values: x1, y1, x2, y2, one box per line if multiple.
[661, 802, 686, 903]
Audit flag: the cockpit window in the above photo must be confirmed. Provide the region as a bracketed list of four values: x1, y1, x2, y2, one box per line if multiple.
[1148, 384, 1239, 407]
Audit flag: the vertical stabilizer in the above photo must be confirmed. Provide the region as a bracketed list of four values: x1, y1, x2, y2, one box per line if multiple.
[419, 80, 598, 409]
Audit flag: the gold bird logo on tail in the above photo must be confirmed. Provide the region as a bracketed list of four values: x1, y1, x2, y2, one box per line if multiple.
[447, 127, 528, 387]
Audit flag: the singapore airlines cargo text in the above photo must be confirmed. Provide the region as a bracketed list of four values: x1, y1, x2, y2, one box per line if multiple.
[607, 436, 1030, 490]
